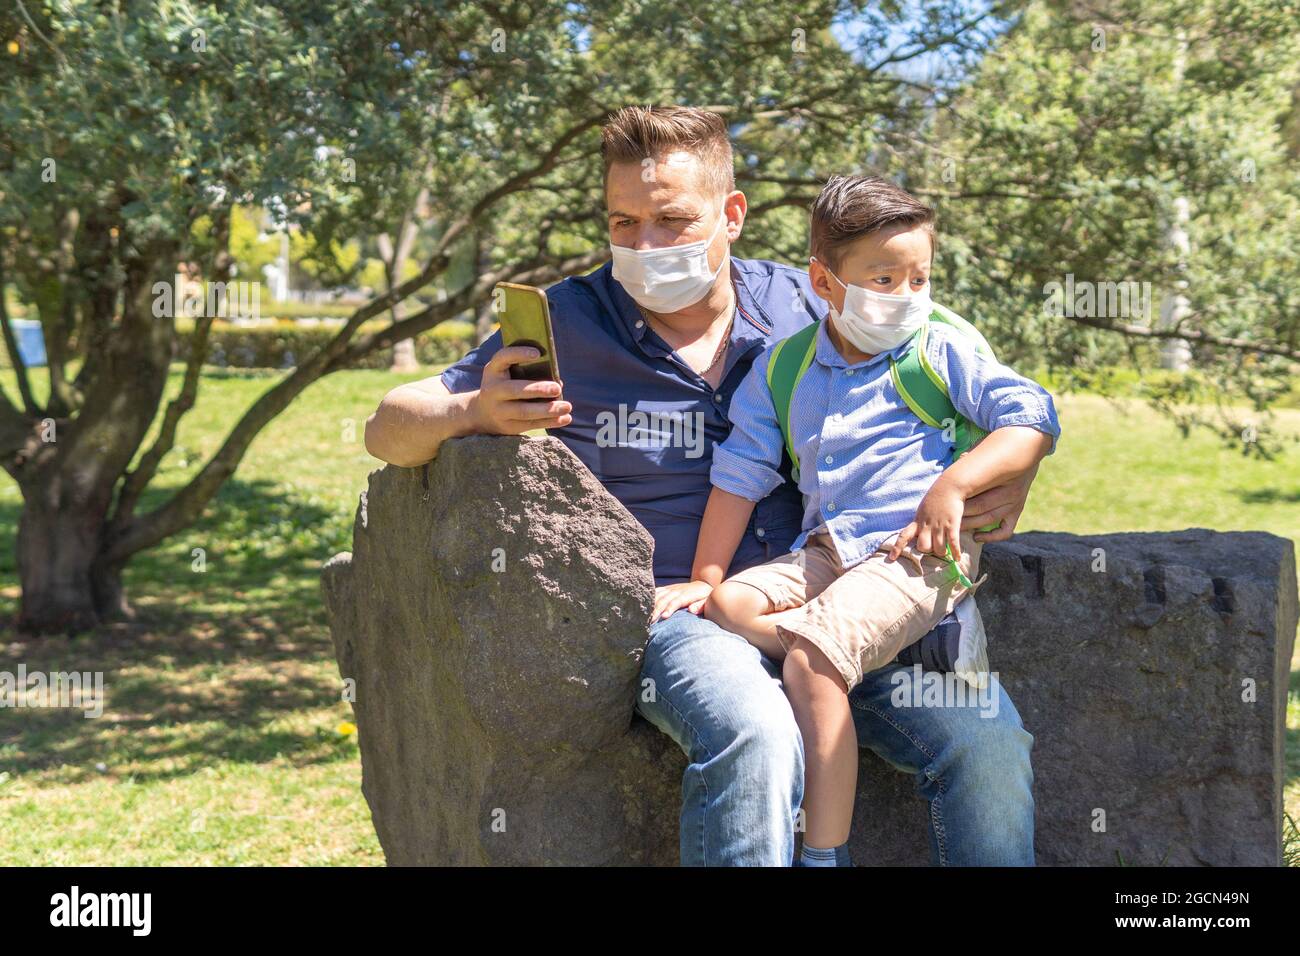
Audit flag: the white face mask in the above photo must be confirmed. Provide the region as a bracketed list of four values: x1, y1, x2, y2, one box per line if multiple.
[610, 209, 728, 314]
[818, 259, 931, 355]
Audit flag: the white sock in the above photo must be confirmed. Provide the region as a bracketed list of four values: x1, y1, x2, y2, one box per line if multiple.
[799, 844, 838, 867]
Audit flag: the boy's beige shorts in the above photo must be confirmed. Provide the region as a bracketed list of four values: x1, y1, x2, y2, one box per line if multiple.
[725, 530, 984, 690]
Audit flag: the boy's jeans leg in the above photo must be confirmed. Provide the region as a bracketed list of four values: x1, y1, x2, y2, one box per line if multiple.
[636, 610, 804, 866]
[849, 665, 1036, 865]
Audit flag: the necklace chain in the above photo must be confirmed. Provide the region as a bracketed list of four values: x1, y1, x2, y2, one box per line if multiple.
[698, 314, 733, 376]
[637, 298, 734, 379]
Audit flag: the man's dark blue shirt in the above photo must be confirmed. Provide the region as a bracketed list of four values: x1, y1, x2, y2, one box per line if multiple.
[441, 258, 826, 585]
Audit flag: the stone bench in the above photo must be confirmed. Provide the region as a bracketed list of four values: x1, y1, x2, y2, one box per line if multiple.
[322, 435, 1297, 866]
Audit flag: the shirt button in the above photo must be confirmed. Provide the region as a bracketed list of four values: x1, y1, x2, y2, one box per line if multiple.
[635, 319, 645, 329]
[824, 455, 833, 465]
[845, 369, 855, 377]
[827, 502, 837, 512]
[756, 527, 766, 538]
[713, 393, 723, 403]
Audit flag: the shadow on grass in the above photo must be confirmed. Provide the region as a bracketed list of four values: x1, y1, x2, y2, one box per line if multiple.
[0, 478, 361, 784]
[1234, 487, 1300, 505]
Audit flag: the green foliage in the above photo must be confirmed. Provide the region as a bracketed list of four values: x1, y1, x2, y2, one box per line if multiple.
[256, 298, 358, 320]
[1, 0, 1298, 624]
[171, 319, 475, 371]
[227, 206, 280, 280]
[289, 231, 362, 289]
[910, 0, 1300, 446]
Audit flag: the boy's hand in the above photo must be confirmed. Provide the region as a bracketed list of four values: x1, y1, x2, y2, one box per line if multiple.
[652, 581, 714, 621]
[889, 478, 966, 562]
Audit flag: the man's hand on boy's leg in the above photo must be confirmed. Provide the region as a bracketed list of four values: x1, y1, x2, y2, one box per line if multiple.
[961, 463, 1039, 543]
[652, 580, 713, 621]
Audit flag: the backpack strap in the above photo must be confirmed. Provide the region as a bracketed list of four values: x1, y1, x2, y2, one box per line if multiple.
[929, 302, 994, 356]
[764, 320, 820, 482]
[892, 313, 998, 534]
[890, 317, 990, 460]
[889, 322, 955, 429]
[929, 306, 993, 458]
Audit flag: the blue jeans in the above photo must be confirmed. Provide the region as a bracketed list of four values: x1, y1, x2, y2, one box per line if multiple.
[635, 610, 1036, 866]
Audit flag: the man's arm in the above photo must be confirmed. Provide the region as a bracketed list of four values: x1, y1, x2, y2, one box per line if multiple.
[946, 426, 1052, 509]
[961, 461, 1040, 543]
[364, 346, 572, 467]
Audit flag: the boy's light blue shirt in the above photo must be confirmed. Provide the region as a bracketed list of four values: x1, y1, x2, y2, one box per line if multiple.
[710, 316, 1062, 569]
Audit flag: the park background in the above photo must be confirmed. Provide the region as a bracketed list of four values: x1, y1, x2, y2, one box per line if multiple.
[0, 0, 1296, 864]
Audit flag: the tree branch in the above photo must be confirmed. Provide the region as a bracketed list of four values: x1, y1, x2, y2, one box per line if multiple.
[104, 241, 608, 563]
[746, 195, 819, 217]
[432, 111, 609, 260]
[110, 206, 233, 530]
[332, 246, 610, 368]
[1064, 314, 1300, 363]
[306, 117, 606, 352]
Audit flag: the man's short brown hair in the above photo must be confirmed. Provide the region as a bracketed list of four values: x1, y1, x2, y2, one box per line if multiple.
[601, 105, 735, 196]
[810, 175, 935, 270]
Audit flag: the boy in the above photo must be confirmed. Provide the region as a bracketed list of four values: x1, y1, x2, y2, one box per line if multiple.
[652, 175, 1061, 866]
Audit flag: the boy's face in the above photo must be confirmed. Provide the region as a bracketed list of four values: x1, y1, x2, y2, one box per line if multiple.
[808, 222, 933, 314]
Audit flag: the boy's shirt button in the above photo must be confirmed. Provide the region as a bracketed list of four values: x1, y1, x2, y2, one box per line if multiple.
[824, 455, 833, 464]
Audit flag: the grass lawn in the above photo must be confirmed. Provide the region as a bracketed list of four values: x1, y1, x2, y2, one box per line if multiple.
[0, 368, 1296, 865]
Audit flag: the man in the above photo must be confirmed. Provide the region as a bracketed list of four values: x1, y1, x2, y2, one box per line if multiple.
[364, 105, 1039, 866]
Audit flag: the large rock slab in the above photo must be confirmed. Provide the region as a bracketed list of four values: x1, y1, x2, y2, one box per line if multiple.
[323, 435, 680, 865]
[325, 435, 1297, 866]
[849, 529, 1297, 866]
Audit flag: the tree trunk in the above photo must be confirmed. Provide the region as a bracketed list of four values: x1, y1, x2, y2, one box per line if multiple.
[474, 237, 496, 343]
[7, 227, 177, 635]
[378, 194, 426, 374]
[16, 470, 127, 634]
[389, 336, 420, 373]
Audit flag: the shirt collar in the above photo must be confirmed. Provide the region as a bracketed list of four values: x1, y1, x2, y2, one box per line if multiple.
[608, 257, 769, 356]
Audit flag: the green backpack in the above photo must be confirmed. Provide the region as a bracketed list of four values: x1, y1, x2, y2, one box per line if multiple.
[764, 302, 994, 484]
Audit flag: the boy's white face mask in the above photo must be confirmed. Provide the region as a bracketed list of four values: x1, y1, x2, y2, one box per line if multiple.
[610, 209, 728, 314]
[818, 258, 931, 355]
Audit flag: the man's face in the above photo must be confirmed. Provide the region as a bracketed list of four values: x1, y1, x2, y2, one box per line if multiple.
[605, 150, 742, 271]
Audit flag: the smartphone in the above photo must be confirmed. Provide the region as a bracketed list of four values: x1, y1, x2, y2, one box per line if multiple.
[494, 282, 560, 385]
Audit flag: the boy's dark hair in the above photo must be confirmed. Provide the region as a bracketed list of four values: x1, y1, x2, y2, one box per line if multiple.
[809, 175, 935, 270]
[601, 105, 735, 196]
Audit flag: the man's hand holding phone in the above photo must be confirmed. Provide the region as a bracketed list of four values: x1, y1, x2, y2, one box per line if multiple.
[471, 346, 571, 435]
